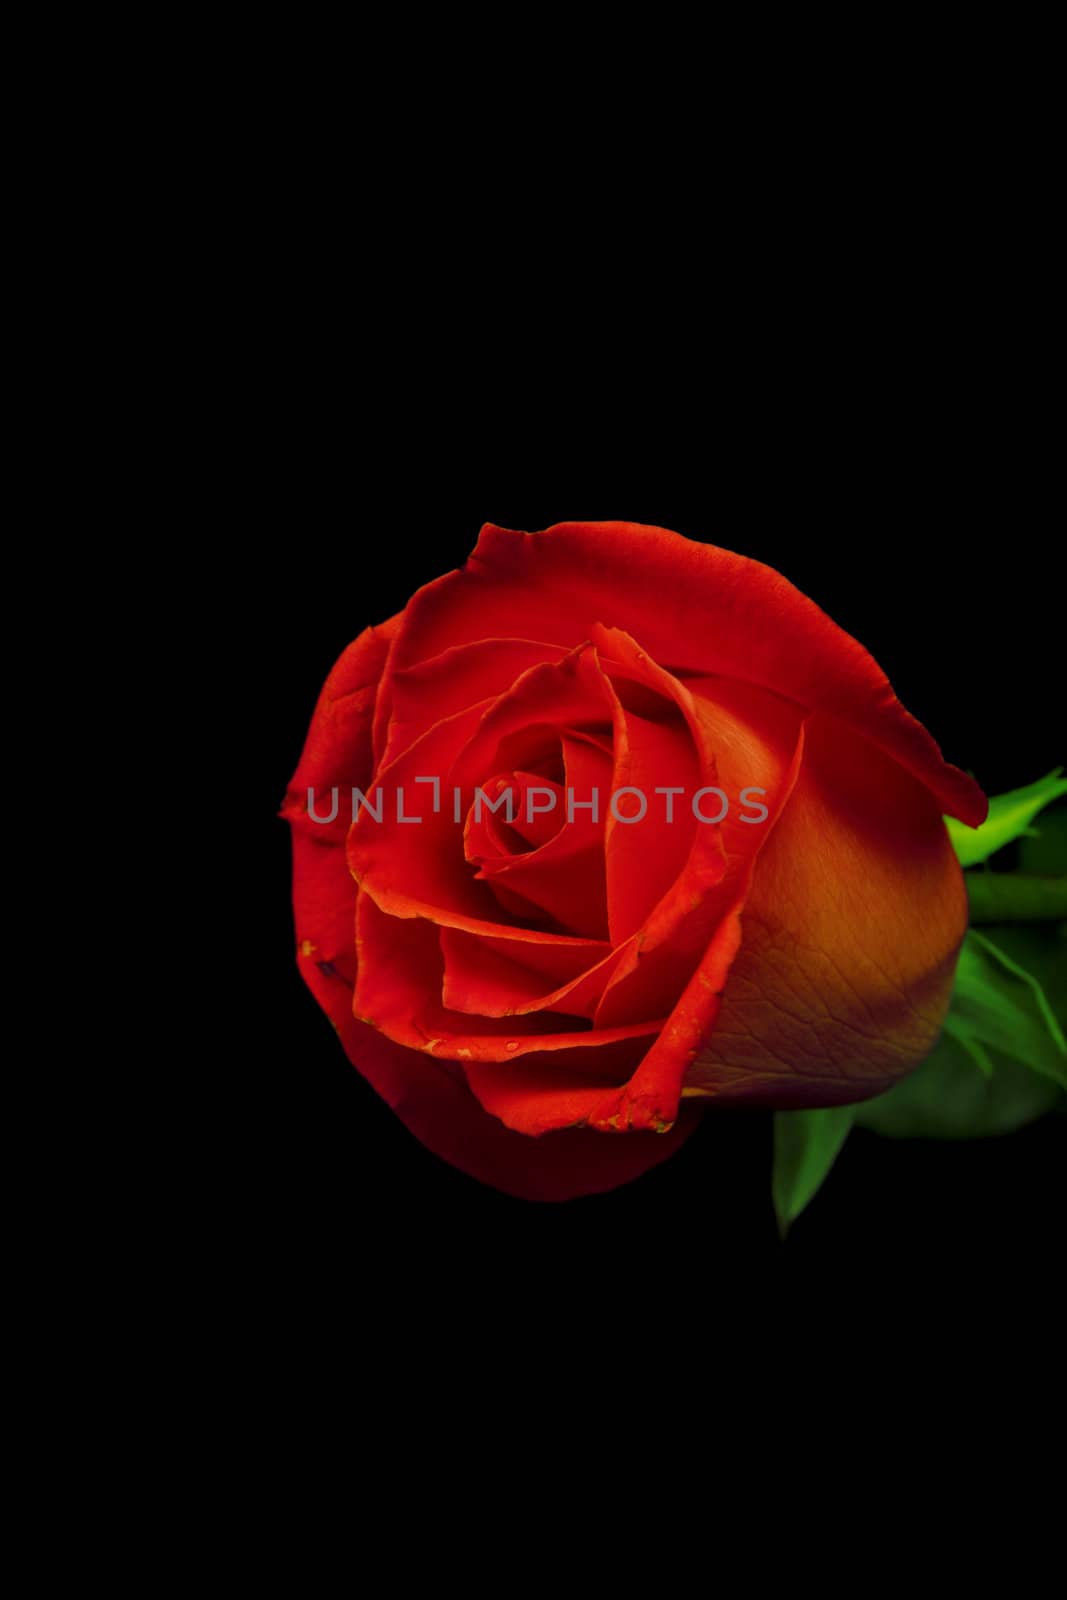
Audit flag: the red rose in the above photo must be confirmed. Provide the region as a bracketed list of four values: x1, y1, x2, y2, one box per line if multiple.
[283, 521, 986, 1201]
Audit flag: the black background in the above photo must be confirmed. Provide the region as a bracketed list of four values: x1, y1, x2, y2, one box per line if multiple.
[239, 321, 1063, 1327]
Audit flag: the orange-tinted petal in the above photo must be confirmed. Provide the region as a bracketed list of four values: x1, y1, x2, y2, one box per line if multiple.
[682, 714, 970, 1107]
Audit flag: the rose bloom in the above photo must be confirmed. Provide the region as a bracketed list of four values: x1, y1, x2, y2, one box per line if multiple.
[283, 521, 986, 1201]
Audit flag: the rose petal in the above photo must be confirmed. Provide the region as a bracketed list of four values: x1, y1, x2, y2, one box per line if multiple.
[354, 893, 663, 1063]
[351, 644, 622, 939]
[382, 636, 566, 769]
[388, 522, 986, 826]
[464, 772, 566, 866]
[295, 948, 696, 1201]
[681, 712, 970, 1106]
[464, 1045, 659, 1135]
[602, 693, 701, 944]
[347, 700, 504, 927]
[467, 737, 612, 939]
[575, 723, 809, 1131]
[593, 665, 807, 1028]
[287, 619, 695, 1199]
[440, 924, 625, 1021]
[282, 617, 401, 846]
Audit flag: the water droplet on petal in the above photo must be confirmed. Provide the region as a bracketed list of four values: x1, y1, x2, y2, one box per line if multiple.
[505, 1041, 519, 1052]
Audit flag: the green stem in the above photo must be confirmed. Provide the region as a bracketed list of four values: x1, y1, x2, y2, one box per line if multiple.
[966, 873, 1067, 923]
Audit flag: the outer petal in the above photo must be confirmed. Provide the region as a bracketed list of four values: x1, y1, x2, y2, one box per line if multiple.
[682, 714, 970, 1107]
[388, 521, 986, 827]
[282, 617, 402, 846]
[296, 946, 696, 1201]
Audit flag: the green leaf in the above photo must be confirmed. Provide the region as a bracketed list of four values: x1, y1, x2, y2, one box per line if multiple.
[856, 924, 1067, 1139]
[972, 921, 1067, 1031]
[953, 930, 1067, 1087]
[772, 1106, 855, 1236]
[854, 1033, 1062, 1139]
[966, 873, 1067, 923]
[942, 1013, 993, 1076]
[1018, 802, 1067, 877]
[946, 768, 1067, 867]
